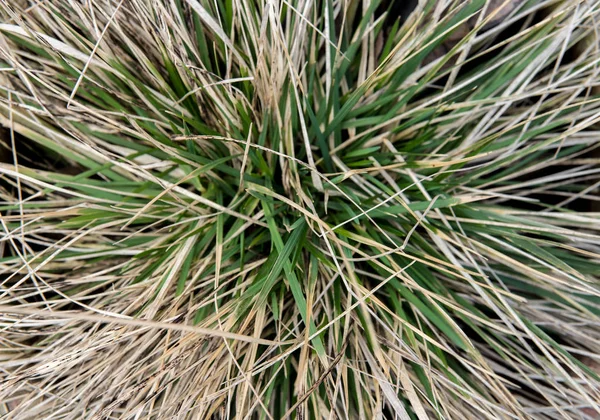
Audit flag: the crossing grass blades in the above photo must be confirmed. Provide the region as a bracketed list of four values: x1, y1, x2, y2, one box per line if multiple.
[0, 0, 599, 418]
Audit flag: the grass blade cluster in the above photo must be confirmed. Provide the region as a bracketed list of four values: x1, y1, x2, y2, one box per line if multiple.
[0, 0, 599, 418]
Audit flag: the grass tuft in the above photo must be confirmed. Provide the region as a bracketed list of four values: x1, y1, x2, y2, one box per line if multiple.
[0, 0, 599, 418]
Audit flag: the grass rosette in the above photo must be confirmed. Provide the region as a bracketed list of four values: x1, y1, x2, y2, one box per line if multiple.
[0, 0, 599, 418]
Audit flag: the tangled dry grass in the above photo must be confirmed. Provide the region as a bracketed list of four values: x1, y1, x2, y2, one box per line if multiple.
[0, 0, 599, 418]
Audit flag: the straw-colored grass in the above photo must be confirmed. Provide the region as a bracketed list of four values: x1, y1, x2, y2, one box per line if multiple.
[0, 0, 599, 418]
